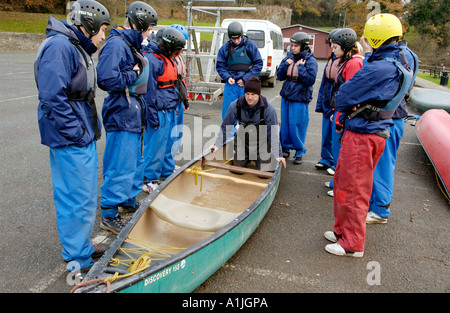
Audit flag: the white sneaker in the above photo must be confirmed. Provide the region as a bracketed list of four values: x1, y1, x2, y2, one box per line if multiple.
[325, 243, 364, 257]
[366, 211, 388, 224]
[324, 181, 331, 188]
[324, 231, 337, 243]
[327, 190, 334, 197]
[327, 167, 335, 176]
[142, 181, 159, 193]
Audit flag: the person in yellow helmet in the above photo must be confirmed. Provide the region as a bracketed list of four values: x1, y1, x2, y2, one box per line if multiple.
[323, 13, 412, 257]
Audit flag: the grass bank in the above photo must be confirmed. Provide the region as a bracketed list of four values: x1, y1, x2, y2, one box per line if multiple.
[417, 73, 450, 89]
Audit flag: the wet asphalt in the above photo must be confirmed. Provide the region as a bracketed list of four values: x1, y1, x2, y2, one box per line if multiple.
[0, 50, 448, 295]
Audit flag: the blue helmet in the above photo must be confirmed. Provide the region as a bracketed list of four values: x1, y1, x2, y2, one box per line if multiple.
[169, 24, 188, 40]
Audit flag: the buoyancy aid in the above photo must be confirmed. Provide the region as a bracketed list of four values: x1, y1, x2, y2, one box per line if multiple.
[402, 46, 419, 91]
[227, 41, 252, 73]
[34, 34, 100, 139]
[325, 57, 340, 83]
[286, 58, 306, 81]
[347, 57, 412, 121]
[173, 55, 189, 103]
[152, 52, 178, 89]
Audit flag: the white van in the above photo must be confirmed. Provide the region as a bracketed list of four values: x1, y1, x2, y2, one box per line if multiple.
[220, 19, 284, 87]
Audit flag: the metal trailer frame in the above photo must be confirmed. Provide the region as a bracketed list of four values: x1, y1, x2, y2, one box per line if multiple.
[183, 0, 256, 104]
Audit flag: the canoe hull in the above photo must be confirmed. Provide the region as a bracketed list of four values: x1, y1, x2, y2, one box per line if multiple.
[416, 109, 450, 198]
[76, 142, 281, 293]
[409, 88, 450, 114]
[120, 177, 279, 293]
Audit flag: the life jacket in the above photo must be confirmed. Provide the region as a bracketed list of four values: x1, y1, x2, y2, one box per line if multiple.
[100, 35, 149, 96]
[227, 40, 252, 73]
[325, 57, 340, 83]
[347, 57, 413, 121]
[152, 52, 178, 89]
[173, 55, 189, 102]
[400, 45, 419, 91]
[34, 34, 100, 139]
[286, 58, 306, 82]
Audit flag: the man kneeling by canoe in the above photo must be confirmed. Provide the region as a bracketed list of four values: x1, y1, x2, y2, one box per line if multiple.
[210, 76, 286, 172]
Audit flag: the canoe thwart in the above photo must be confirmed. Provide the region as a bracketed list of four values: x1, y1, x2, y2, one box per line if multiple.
[184, 167, 269, 189]
[202, 160, 274, 178]
[150, 194, 241, 232]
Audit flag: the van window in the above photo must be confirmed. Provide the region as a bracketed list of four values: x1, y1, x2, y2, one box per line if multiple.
[246, 30, 265, 48]
[270, 31, 283, 50]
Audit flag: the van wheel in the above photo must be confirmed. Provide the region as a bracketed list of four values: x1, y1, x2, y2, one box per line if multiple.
[268, 76, 276, 88]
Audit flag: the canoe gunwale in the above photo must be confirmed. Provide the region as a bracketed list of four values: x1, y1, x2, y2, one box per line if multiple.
[78, 141, 282, 293]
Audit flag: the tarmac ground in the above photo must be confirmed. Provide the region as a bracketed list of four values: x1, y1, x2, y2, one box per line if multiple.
[0, 50, 448, 297]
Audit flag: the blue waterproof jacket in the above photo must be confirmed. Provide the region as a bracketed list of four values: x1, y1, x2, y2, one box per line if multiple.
[277, 49, 318, 103]
[216, 36, 263, 83]
[335, 44, 403, 134]
[97, 28, 145, 133]
[362, 44, 412, 120]
[35, 17, 101, 148]
[142, 41, 181, 129]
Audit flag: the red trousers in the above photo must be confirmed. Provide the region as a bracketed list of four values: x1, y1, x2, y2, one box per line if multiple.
[333, 130, 385, 252]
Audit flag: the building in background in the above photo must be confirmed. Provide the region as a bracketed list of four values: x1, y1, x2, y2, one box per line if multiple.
[281, 24, 331, 59]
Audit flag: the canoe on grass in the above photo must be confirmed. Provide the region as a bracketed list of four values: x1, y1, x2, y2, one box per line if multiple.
[415, 109, 450, 199]
[409, 88, 450, 114]
[73, 141, 281, 293]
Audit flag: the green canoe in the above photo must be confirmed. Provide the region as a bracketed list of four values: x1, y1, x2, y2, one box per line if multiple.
[409, 88, 450, 114]
[74, 141, 281, 293]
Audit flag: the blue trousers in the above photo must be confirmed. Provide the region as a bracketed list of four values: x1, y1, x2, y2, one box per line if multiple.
[49, 141, 98, 270]
[280, 98, 309, 158]
[369, 118, 405, 218]
[317, 114, 334, 168]
[100, 131, 144, 219]
[164, 103, 184, 176]
[144, 110, 177, 181]
[222, 82, 244, 119]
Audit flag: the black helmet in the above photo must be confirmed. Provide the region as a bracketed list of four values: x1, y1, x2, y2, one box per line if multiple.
[290, 32, 310, 46]
[227, 21, 243, 39]
[155, 28, 165, 43]
[161, 27, 186, 55]
[70, 0, 110, 36]
[326, 28, 340, 44]
[333, 28, 357, 52]
[126, 1, 158, 32]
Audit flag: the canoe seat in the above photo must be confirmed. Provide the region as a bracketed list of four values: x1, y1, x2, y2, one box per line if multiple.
[150, 194, 241, 232]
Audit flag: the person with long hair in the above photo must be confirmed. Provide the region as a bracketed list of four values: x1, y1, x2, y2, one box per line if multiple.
[314, 29, 340, 172]
[325, 28, 364, 197]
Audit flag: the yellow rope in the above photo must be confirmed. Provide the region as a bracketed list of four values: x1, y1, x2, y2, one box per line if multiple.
[103, 240, 186, 285]
[434, 171, 450, 204]
[186, 158, 233, 192]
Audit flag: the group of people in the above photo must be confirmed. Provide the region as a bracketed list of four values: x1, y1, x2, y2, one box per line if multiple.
[34, 0, 190, 273]
[214, 14, 418, 258]
[34, 0, 417, 276]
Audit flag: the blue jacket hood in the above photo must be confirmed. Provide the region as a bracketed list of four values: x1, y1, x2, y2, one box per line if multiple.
[45, 17, 97, 55]
[368, 43, 400, 63]
[109, 27, 143, 50]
